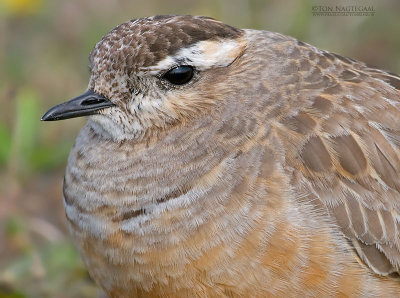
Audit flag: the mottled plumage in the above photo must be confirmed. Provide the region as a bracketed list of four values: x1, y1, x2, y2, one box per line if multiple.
[43, 15, 400, 297]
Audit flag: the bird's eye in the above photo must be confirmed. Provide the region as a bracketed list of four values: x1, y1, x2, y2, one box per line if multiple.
[162, 65, 194, 85]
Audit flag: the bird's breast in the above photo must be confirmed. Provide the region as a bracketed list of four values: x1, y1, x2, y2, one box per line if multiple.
[61, 119, 306, 295]
[63, 120, 279, 294]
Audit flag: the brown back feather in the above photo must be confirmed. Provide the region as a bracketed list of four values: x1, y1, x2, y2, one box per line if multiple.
[279, 45, 400, 276]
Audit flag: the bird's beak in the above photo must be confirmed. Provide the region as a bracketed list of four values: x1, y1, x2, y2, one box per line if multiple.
[41, 90, 115, 121]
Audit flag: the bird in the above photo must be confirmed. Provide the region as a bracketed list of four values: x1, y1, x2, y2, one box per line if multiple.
[41, 15, 400, 297]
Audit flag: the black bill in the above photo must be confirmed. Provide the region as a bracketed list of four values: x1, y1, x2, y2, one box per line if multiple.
[41, 90, 115, 121]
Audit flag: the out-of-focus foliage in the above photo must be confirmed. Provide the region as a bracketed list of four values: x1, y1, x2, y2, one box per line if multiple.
[0, 0, 399, 297]
[0, 0, 43, 16]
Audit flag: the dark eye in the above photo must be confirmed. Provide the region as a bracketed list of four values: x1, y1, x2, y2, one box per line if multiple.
[162, 65, 194, 85]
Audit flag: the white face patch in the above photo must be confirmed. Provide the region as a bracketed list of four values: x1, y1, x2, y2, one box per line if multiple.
[143, 38, 245, 74]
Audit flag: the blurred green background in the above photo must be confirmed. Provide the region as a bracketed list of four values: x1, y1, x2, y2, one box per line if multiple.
[0, 0, 399, 297]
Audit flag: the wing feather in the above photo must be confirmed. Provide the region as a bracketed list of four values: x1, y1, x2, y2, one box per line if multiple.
[279, 49, 400, 276]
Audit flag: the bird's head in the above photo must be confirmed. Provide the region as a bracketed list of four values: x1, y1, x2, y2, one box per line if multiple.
[42, 15, 246, 141]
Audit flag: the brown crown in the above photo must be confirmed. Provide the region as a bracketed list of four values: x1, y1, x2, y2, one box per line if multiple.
[89, 15, 243, 75]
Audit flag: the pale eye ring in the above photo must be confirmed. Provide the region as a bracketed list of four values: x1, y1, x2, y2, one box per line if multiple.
[162, 65, 194, 85]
